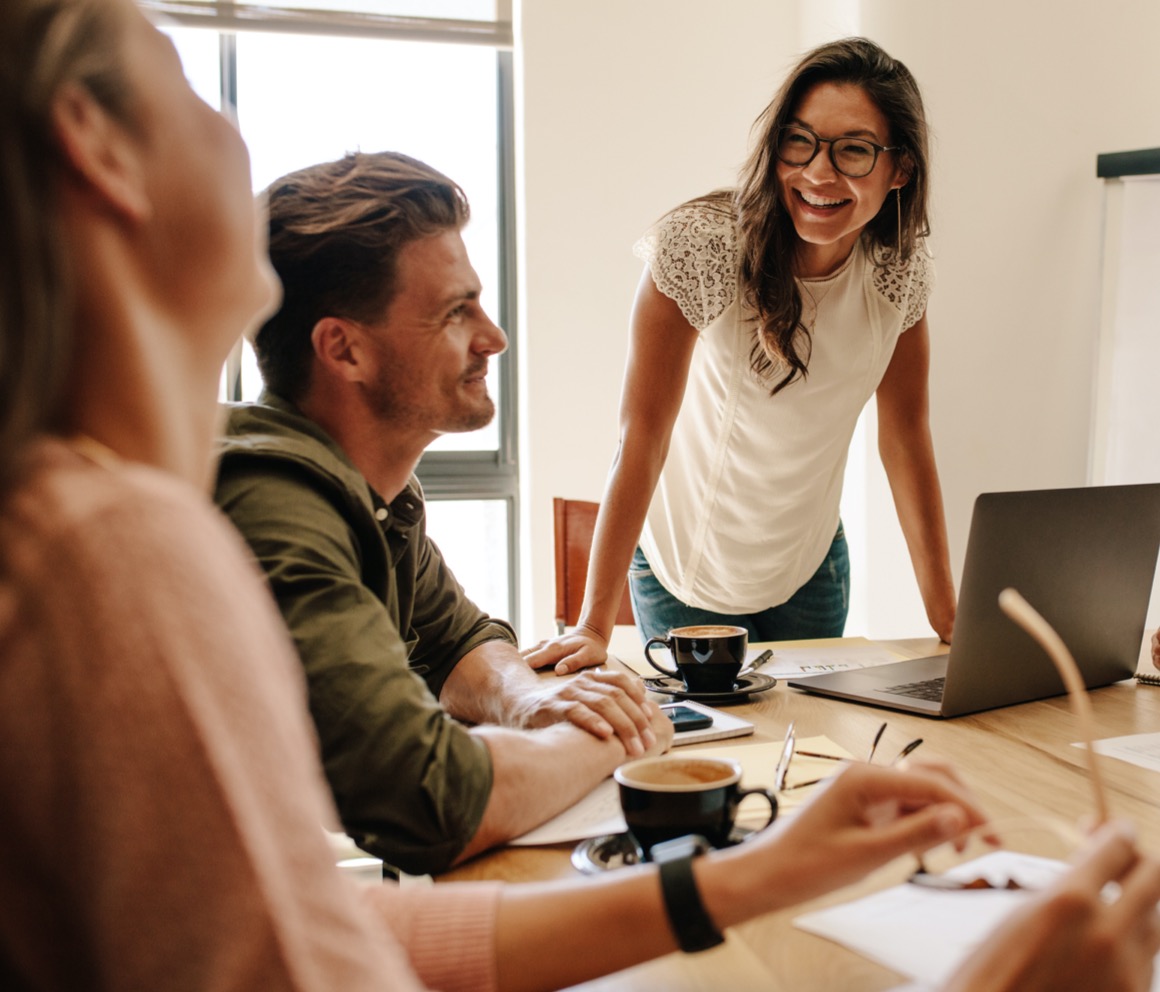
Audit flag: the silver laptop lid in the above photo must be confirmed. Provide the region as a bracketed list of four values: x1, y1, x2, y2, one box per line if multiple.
[940, 483, 1160, 715]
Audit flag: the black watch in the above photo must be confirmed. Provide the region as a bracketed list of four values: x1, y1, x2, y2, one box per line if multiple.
[650, 834, 725, 953]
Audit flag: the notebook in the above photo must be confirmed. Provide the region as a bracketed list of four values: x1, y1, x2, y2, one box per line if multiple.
[663, 699, 755, 745]
[788, 483, 1160, 718]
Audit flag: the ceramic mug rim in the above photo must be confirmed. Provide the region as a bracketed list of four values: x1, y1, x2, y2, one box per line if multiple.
[614, 755, 742, 793]
[667, 624, 747, 639]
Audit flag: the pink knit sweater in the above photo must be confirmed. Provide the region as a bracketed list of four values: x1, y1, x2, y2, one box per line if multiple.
[0, 440, 500, 991]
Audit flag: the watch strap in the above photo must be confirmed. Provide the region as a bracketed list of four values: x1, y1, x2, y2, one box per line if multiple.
[657, 847, 725, 953]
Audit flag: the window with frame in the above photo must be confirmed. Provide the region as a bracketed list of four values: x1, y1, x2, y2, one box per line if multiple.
[150, 0, 519, 625]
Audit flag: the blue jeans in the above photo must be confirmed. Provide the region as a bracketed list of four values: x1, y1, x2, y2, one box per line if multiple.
[628, 526, 850, 643]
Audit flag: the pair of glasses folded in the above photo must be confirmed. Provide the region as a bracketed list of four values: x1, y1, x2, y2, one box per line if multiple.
[773, 719, 923, 793]
[774, 719, 928, 793]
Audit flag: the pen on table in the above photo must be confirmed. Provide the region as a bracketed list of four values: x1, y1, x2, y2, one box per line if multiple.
[782, 776, 826, 791]
[740, 649, 774, 677]
[774, 720, 796, 793]
[892, 738, 924, 764]
[866, 721, 888, 763]
[796, 738, 924, 765]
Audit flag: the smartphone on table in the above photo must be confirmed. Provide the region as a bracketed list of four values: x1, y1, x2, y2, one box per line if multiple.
[662, 703, 714, 732]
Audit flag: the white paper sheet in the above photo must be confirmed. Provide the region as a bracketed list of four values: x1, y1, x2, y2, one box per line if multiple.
[795, 852, 1160, 990]
[757, 641, 907, 679]
[1081, 731, 1160, 772]
[511, 779, 624, 846]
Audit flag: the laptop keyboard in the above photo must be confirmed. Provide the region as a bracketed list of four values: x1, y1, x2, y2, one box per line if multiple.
[882, 676, 946, 702]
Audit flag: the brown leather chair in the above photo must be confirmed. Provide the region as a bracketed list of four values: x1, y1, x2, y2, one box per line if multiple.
[553, 498, 635, 635]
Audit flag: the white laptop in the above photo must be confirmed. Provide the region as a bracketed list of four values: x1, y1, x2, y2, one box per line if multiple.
[788, 483, 1160, 717]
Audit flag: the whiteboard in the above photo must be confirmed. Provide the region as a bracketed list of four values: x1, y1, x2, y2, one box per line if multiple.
[1090, 175, 1160, 486]
[1091, 172, 1160, 648]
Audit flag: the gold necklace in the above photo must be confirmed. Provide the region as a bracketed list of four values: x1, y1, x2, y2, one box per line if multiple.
[65, 433, 121, 469]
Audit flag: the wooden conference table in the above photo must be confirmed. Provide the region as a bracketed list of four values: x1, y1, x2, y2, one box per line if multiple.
[438, 635, 1160, 991]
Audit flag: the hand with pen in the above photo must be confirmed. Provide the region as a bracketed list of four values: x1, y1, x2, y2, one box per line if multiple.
[708, 760, 990, 915]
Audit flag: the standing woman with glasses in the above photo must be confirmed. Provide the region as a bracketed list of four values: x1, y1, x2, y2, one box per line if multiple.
[528, 37, 957, 675]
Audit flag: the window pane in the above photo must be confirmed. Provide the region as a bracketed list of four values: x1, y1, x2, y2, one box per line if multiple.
[233, 30, 501, 450]
[423, 499, 510, 620]
[229, 0, 498, 19]
[164, 24, 222, 110]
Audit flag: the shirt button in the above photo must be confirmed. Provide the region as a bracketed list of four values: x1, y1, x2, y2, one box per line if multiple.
[375, 508, 388, 521]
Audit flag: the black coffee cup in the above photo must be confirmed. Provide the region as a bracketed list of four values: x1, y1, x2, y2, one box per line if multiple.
[644, 624, 748, 693]
[614, 755, 778, 860]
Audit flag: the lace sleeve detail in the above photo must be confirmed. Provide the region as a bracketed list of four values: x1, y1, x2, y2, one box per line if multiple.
[633, 202, 739, 331]
[872, 239, 935, 330]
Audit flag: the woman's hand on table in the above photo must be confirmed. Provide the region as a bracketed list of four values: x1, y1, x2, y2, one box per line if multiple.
[942, 820, 1160, 992]
[522, 628, 609, 675]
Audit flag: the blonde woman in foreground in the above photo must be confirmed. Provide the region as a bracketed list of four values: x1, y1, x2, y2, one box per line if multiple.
[1, 1, 1159, 989]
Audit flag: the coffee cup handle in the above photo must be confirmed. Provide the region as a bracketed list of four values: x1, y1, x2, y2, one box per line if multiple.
[736, 788, 779, 832]
[643, 635, 679, 678]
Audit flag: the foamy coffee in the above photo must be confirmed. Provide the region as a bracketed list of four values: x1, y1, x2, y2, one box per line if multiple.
[619, 757, 739, 789]
[670, 624, 747, 638]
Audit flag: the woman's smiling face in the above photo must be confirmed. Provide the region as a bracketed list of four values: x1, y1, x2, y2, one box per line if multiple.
[776, 81, 908, 272]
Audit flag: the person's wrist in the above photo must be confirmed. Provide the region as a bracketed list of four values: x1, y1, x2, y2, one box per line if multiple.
[573, 618, 611, 647]
[651, 835, 725, 953]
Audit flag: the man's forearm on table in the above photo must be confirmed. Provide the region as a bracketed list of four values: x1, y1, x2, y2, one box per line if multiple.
[439, 639, 543, 726]
[454, 722, 626, 862]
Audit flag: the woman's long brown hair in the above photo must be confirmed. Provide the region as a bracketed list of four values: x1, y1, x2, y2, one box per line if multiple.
[730, 37, 931, 394]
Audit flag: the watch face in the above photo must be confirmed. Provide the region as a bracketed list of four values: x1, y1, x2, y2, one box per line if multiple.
[647, 833, 712, 863]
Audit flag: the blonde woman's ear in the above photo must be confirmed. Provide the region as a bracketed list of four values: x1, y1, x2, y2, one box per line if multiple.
[51, 81, 151, 222]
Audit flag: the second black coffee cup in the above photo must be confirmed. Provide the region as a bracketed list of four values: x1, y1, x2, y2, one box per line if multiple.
[614, 755, 778, 859]
[644, 624, 748, 693]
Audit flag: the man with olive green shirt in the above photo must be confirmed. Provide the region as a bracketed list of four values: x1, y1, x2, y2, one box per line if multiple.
[217, 395, 501, 874]
[215, 151, 671, 878]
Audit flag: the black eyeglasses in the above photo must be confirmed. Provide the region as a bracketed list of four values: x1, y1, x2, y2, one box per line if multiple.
[776, 720, 923, 792]
[775, 124, 900, 179]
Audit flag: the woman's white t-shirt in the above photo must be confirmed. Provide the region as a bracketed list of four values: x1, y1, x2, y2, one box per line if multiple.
[634, 200, 933, 613]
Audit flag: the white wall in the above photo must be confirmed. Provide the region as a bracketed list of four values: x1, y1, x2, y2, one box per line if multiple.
[515, 0, 1160, 645]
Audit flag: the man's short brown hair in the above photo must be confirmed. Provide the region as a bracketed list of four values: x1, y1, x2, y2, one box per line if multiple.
[255, 151, 470, 402]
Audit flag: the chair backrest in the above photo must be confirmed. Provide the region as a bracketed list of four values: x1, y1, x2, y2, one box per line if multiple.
[553, 498, 635, 634]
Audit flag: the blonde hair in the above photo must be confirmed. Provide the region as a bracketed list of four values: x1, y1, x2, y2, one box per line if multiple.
[0, 0, 133, 488]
